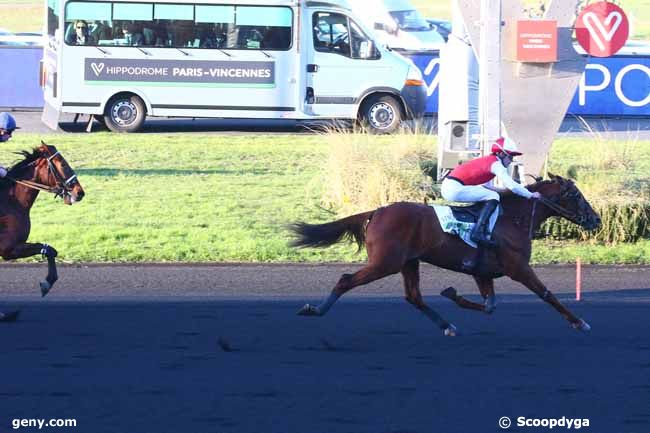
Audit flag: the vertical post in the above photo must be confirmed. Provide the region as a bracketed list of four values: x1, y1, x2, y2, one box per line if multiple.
[576, 257, 582, 301]
[479, 0, 502, 156]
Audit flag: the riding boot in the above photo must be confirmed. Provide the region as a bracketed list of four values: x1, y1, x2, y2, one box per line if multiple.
[470, 199, 499, 248]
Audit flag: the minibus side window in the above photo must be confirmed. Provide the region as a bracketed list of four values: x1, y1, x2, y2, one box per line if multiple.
[349, 19, 380, 60]
[63, 1, 292, 50]
[313, 12, 351, 57]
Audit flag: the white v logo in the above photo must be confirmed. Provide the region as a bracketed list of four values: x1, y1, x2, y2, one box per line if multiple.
[583, 11, 623, 51]
[91, 62, 105, 77]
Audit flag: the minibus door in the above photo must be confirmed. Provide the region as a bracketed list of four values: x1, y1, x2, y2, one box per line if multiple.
[305, 11, 382, 118]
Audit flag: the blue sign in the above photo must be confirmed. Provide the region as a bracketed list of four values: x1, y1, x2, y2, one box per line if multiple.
[405, 51, 650, 116]
[567, 56, 650, 116]
[403, 52, 441, 114]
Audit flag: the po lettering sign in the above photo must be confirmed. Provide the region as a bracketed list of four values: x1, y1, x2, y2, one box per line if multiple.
[575, 1, 629, 57]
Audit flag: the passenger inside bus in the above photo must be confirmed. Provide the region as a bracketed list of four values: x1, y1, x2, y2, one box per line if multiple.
[65, 20, 96, 46]
[121, 23, 144, 46]
[261, 27, 291, 50]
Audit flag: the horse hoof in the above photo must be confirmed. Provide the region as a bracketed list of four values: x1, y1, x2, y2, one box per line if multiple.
[484, 297, 496, 314]
[0, 311, 20, 322]
[40, 281, 52, 297]
[572, 319, 591, 332]
[443, 324, 458, 337]
[440, 287, 457, 299]
[297, 304, 320, 316]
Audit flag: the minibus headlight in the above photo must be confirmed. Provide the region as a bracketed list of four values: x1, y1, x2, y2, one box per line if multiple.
[405, 66, 424, 86]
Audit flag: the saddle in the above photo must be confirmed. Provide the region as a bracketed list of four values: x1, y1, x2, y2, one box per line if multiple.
[430, 202, 501, 249]
[448, 202, 487, 223]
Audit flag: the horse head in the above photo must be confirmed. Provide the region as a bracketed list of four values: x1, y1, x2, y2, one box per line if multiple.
[539, 173, 601, 231]
[10, 141, 85, 205]
[38, 141, 85, 205]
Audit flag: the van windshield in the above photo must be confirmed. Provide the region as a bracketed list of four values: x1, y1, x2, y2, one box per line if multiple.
[389, 9, 430, 32]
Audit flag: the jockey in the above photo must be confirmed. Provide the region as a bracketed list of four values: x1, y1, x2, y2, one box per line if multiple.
[0, 112, 19, 178]
[440, 136, 541, 247]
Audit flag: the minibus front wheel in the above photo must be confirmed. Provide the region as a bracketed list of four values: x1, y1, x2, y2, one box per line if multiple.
[359, 94, 403, 134]
[104, 93, 146, 133]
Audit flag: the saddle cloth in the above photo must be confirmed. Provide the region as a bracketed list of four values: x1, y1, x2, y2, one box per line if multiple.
[430, 203, 500, 248]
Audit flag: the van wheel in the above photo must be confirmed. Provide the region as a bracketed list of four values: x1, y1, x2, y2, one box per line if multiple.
[359, 94, 402, 134]
[104, 94, 146, 133]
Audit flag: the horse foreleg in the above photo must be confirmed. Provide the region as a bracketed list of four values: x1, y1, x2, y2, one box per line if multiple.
[298, 264, 397, 317]
[2, 243, 58, 297]
[475, 276, 496, 313]
[403, 260, 457, 336]
[510, 265, 590, 331]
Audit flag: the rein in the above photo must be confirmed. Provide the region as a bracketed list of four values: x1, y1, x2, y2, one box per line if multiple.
[539, 196, 577, 221]
[528, 199, 537, 240]
[6, 177, 62, 195]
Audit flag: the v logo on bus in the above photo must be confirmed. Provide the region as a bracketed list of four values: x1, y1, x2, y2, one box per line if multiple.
[91, 62, 105, 77]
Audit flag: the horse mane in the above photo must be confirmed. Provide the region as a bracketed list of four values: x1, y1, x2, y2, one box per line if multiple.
[0, 148, 44, 192]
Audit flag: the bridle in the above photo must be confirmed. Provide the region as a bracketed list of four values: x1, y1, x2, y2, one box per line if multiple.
[526, 178, 588, 238]
[7, 148, 78, 199]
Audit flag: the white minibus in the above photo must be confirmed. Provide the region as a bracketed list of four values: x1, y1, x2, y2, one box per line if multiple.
[42, 0, 427, 133]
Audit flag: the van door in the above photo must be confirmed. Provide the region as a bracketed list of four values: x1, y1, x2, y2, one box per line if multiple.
[305, 10, 386, 118]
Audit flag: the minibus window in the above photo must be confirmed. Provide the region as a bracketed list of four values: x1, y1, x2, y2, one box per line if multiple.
[349, 20, 379, 60]
[313, 12, 350, 57]
[62, 1, 292, 50]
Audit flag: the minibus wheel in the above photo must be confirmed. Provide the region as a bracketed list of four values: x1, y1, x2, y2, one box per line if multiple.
[360, 94, 402, 134]
[104, 94, 146, 133]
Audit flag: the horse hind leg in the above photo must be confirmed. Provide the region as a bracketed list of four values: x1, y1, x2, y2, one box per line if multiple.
[402, 260, 457, 336]
[440, 275, 496, 314]
[298, 262, 400, 317]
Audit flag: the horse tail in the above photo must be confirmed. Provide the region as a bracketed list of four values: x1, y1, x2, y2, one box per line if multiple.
[289, 211, 375, 251]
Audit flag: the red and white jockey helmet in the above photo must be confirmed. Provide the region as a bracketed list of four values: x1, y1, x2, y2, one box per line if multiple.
[491, 136, 522, 157]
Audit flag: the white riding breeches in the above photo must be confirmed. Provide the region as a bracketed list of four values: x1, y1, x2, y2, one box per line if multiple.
[441, 178, 500, 203]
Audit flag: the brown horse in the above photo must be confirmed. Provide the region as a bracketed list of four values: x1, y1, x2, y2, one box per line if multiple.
[0, 142, 84, 323]
[289, 174, 601, 336]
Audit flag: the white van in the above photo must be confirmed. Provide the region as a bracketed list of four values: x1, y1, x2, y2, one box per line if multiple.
[41, 0, 427, 133]
[349, 0, 445, 51]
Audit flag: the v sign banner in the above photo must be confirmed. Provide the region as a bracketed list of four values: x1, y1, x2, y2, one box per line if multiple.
[575, 1, 629, 57]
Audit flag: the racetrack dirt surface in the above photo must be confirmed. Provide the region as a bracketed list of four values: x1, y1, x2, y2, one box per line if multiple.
[1, 264, 649, 433]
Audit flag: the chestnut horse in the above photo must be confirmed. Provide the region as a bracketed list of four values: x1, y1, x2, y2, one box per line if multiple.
[0, 142, 84, 323]
[289, 174, 600, 336]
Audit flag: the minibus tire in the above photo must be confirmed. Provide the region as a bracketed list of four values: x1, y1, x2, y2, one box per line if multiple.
[104, 94, 146, 133]
[360, 94, 402, 134]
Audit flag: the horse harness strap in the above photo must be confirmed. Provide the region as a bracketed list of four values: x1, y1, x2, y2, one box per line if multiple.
[539, 197, 576, 221]
[528, 200, 537, 240]
[7, 177, 61, 194]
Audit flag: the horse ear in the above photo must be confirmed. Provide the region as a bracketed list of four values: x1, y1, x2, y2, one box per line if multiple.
[547, 172, 561, 181]
[40, 140, 47, 146]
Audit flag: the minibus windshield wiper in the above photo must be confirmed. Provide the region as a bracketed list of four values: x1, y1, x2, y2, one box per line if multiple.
[176, 48, 190, 56]
[95, 46, 109, 55]
[260, 50, 273, 59]
[137, 47, 151, 56]
[218, 49, 232, 58]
